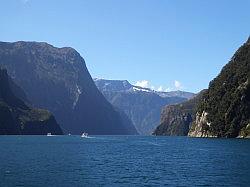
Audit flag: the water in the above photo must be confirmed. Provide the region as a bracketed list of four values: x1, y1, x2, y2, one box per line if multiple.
[0, 136, 250, 187]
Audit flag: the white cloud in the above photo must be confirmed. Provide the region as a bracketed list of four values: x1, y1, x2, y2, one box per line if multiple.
[165, 88, 172, 92]
[134, 80, 183, 92]
[174, 80, 182, 90]
[135, 80, 149, 88]
[157, 86, 163, 92]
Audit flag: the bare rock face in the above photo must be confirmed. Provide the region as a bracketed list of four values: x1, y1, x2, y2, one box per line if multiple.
[188, 111, 217, 137]
[238, 123, 250, 138]
[153, 91, 205, 136]
[0, 41, 137, 135]
[153, 105, 192, 136]
[188, 38, 250, 138]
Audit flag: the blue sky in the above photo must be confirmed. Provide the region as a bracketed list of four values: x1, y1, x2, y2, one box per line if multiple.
[1, 0, 249, 93]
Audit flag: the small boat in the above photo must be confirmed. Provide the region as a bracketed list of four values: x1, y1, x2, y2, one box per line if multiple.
[81, 132, 88, 138]
[47, 133, 52, 136]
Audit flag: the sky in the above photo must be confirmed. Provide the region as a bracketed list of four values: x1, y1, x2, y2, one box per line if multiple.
[1, 0, 250, 93]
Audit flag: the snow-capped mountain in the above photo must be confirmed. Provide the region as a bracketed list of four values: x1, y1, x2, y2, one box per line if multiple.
[93, 78, 132, 92]
[94, 78, 195, 134]
[94, 78, 195, 99]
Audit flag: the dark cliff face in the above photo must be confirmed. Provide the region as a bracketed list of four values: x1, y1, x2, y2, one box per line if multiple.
[153, 106, 192, 136]
[189, 38, 250, 138]
[0, 68, 62, 135]
[153, 91, 205, 136]
[94, 79, 192, 135]
[0, 41, 136, 135]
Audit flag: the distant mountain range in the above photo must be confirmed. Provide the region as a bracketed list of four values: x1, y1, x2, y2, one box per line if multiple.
[0, 41, 137, 135]
[94, 78, 195, 134]
[94, 78, 195, 99]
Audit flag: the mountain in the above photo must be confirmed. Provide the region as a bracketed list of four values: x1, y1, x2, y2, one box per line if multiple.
[0, 68, 62, 135]
[189, 38, 250, 138]
[94, 79, 132, 92]
[94, 78, 195, 99]
[153, 90, 205, 136]
[157, 90, 195, 99]
[94, 78, 195, 134]
[0, 41, 137, 135]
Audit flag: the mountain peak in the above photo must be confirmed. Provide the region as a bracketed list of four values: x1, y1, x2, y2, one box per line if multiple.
[94, 78, 133, 92]
[94, 78, 195, 99]
[0, 41, 79, 57]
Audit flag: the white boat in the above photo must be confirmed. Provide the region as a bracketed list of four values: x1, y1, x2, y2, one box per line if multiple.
[47, 133, 52, 136]
[81, 132, 88, 138]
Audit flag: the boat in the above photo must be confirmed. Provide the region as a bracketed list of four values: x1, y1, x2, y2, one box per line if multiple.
[47, 133, 52, 136]
[81, 132, 88, 138]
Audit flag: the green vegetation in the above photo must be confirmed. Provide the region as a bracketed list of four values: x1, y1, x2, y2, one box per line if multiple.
[194, 38, 250, 138]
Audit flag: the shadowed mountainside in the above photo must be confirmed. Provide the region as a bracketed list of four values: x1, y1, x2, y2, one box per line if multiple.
[0, 68, 62, 135]
[0, 41, 137, 135]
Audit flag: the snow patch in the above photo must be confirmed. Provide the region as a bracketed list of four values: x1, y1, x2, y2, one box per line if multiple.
[73, 84, 82, 108]
[132, 87, 151, 93]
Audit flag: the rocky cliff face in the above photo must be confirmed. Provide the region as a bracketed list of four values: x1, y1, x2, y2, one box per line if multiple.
[153, 106, 192, 136]
[94, 79, 193, 134]
[0, 68, 62, 135]
[0, 41, 137, 135]
[189, 38, 250, 138]
[188, 111, 216, 137]
[153, 91, 205, 136]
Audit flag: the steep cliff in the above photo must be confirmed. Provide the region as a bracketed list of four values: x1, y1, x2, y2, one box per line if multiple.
[0, 68, 62, 135]
[0, 41, 136, 135]
[189, 38, 250, 138]
[153, 91, 205, 136]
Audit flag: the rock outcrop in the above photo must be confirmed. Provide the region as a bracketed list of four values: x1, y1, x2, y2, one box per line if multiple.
[153, 90, 205, 136]
[0, 68, 62, 135]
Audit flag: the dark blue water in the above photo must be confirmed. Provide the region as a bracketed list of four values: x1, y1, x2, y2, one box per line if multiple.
[0, 136, 250, 186]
